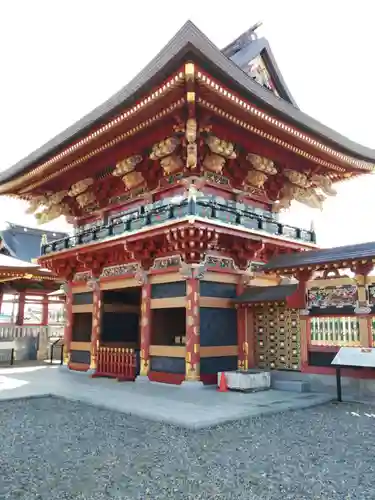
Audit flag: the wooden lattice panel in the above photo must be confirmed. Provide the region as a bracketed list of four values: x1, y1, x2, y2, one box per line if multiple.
[254, 305, 300, 370]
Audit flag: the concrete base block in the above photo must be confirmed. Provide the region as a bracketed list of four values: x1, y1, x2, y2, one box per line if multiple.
[135, 375, 151, 383]
[37, 350, 48, 361]
[272, 379, 310, 393]
[220, 370, 271, 392]
[180, 380, 205, 389]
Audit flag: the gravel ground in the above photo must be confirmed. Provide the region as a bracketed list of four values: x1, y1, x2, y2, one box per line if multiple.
[0, 396, 374, 500]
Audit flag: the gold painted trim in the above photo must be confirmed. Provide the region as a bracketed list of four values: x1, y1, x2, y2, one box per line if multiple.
[249, 277, 280, 286]
[1, 74, 185, 195]
[200, 297, 233, 308]
[21, 100, 185, 194]
[103, 304, 139, 313]
[204, 272, 238, 284]
[200, 346, 238, 357]
[149, 345, 186, 357]
[150, 272, 184, 284]
[199, 98, 352, 175]
[100, 278, 138, 290]
[70, 341, 91, 351]
[196, 72, 374, 172]
[72, 304, 93, 313]
[72, 285, 90, 294]
[150, 297, 186, 309]
[307, 277, 355, 288]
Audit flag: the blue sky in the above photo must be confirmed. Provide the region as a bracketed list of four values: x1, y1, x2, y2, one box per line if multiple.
[0, 0, 374, 246]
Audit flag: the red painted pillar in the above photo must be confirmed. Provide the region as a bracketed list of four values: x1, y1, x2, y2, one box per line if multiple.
[139, 275, 151, 378]
[299, 311, 310, 372]
[42, 295, 49, 326]
[185, 276, 201, 382]
[237, 279, 248, 370]
[90, 281, 102, 372]
[65, 283, 73, 366]
[16, 291, 26, 325]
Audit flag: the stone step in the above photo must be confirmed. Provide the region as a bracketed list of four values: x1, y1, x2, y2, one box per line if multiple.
[271, 379, 310, 393]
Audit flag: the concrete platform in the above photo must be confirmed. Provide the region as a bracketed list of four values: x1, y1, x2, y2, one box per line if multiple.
[0, 365, 333, 429]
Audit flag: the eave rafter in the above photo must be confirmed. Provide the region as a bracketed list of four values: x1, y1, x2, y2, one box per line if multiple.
[195, 69, 374, 173]
[0, 70, 186, 196]
[266, 258, 375, 277]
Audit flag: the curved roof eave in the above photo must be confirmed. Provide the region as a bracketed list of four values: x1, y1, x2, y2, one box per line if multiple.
[0, 20, 374, 186]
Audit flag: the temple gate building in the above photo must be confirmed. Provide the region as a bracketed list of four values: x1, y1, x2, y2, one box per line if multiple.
[1, 22, 375, 385]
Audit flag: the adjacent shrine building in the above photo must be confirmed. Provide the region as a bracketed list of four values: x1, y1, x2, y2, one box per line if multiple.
[1, 22, 375, 385]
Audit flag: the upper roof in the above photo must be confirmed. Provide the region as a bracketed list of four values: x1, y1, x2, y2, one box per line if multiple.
[1, 20, 375, 186]
[263, 241, 375, 272]
[0, 223, 68, 262]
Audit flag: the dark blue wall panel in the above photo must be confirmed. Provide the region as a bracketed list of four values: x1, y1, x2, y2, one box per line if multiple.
[73, 292, 93, 305]
[70, 350, 91, 364]
[151, 282, 186, 299]
[101, 312, 139, 343]
[201, 356, 238, 374]
[200, 281, 237, 298]
[200, 308, 237, 346]
[150, 356, 185, 373]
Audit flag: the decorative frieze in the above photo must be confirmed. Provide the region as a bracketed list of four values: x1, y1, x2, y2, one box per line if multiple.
[73, 271, 92, 282]
[101, 263, 139, 278]
[152, 255, 182, 270]
[180, 262, 207, 280]
[205, 255, 236, 271]
[368, 285, 375, 305]
[307, 285, 358, 309]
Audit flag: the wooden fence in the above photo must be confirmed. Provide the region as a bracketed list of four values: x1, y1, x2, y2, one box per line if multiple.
[94, 347, 136, 381]
[0, 324, 64, 340]
[310, 317, 360, 347]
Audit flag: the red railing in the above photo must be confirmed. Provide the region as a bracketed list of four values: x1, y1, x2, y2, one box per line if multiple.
[94, 347, 136, 381]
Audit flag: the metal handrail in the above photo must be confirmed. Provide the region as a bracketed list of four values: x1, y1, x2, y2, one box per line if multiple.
[42, 198, 315, 255]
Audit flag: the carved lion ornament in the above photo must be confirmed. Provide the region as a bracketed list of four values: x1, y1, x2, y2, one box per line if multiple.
[247, 154, 277, 175]
[76, 191, 96, 209]
[244, 154, 277, 188]
[149, 137, 179, 160]
[202, 153, 226, 174]
[202, 135, 236, 175]
[275, 170, 337, 211]
[245, 170, 268, 188]
[160, 155, 183, 175]
[113, 155, 144, 189]
[206, 135, 236, 159]
[68, 178, 93, 197]
[275, 183, 326, 211]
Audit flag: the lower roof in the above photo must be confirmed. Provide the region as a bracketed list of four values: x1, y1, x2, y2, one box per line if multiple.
[263, 241, 375, 272]
[234, 284, 297, 304]
[1, 223, 68, 263]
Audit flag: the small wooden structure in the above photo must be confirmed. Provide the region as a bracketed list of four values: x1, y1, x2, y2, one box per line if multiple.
[0, 225, 65, 346]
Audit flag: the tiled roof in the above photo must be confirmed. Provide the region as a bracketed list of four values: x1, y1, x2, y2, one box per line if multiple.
[0, 223, 68, 262]
[263, 241, 375, 272]
[0, 253, 39, 270]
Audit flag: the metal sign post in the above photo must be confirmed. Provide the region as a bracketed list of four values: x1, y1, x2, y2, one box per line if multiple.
[332, 347, 375, 402]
